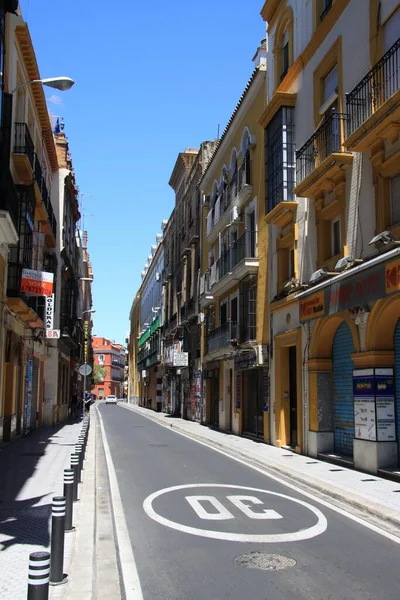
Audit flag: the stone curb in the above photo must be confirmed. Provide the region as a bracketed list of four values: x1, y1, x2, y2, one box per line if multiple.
[120, 403, 400, 532]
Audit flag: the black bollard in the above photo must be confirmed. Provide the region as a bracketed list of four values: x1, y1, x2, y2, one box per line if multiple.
[75, 444, 83, 481]
[63, 469, 74, 531]
[49, 496, 67, 585]
[71, 454, 79, 501]
[27, 550, 50, 600]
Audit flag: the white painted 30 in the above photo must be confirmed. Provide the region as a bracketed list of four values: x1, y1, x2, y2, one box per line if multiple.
[186, 495, 282, 520]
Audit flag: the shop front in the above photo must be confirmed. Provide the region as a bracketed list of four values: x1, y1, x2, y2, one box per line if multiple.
[235, 351, 269, 441]
[302, 250, 400, 472]
[203, 361, 220, 426]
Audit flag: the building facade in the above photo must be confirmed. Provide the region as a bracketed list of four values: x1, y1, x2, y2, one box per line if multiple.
[92, 337, 125, 398]
[261, 0, 400, 472]
[199, 47, 268, 439]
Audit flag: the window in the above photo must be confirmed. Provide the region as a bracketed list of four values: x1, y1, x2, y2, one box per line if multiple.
[390, 174, 400, 226]
[220, 300, 228, 325]
[320, 66, 338, 116]
[247, 285, 257, 341]
[320, 0, 333, 22]
[282, 30, 289, 80]
[289, 247, 295, 278]
[98, 354, 105, 365]
[331, 218, 341, 257]
[383, 6, 400, 54]
[265, 107, 296, 213]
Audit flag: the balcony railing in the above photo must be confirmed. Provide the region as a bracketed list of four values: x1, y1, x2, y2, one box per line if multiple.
[206, 158, 251, 235]
[33, 154, 43, 189]
[14, 122, 34, 168]
[346, 38, 400, 136]
[208, 321, 238, 353]
[47, 200, 57, 238]
[296, 112, 347, 183]
[217, 231, 257, 282]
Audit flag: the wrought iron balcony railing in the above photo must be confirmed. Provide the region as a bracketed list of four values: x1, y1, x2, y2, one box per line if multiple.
[346, 38, 400, 136]
[207, 321, 238, 353]
[33, 154, 42, 189]
[216, 230, 257, 281]
[296, 112, 347, 183]
[1, 169, 20, 231]
[14, 122, 34, 168]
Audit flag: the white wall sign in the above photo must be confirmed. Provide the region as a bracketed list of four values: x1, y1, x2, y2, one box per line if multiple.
[173, 352, 188, 367]
[45, 294, 54, 329]
[45, 329, 60, 339]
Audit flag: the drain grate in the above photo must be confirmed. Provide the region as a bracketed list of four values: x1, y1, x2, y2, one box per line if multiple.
[234, 552, 296, 571]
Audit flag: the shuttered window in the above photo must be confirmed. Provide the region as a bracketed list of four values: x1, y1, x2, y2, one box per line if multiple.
[391, 173, 400, 226]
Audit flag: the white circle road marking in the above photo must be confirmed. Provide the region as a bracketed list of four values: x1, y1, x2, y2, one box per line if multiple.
[143, 483, 328, 543]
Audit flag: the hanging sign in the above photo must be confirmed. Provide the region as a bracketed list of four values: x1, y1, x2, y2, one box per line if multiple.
[45, 295, 54, 329]
[84, 321, 89, 362]
[20, 269, 53, 296]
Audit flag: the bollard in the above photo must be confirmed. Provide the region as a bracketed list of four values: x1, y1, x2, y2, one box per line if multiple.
[78, 437, 85, 460]
[71, 454, 79, 501]
[49, 496, 67, 585]
[27, 550, 50, 600]
[63, 469, 74, 531]
[75, 444, 83, 481]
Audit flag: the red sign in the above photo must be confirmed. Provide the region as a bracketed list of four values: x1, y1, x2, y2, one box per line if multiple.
[385, 258, 400, 294]
[300, 292, 325, 321]
[20, 269, 53, 296]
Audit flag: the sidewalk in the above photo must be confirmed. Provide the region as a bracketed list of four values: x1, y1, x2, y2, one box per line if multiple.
[0, 418, 83, 599]
[121, 403, 400, 531]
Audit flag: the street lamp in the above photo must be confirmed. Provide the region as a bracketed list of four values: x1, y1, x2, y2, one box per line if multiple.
[10, 76, 75, 94]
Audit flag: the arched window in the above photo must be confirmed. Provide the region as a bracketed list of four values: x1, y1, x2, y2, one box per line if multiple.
[229, 148, 238, 176]
[211, 181, 219, 208]
[274, 6, 294, 87]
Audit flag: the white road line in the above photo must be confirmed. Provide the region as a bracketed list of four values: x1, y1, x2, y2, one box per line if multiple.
[96, 407, 144, 600]
[143, 483, 327, 543]
[122, 405, 400, 545]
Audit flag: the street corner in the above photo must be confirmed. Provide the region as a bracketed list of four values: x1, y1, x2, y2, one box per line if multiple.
[143, 483, 328, 543]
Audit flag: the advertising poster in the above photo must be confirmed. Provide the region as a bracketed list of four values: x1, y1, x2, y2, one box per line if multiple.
[353, 369, 376, 441]
[375, 368, 396, 442]
[24, 358, 33, 434]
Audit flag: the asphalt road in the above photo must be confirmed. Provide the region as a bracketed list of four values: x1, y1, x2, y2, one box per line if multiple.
[98, 403, 400, 600]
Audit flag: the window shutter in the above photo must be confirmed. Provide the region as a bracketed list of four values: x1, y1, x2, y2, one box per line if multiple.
[391, 173, 400, 226]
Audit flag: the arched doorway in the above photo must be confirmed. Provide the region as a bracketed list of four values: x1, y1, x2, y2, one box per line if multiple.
[332, 322, 355, 456]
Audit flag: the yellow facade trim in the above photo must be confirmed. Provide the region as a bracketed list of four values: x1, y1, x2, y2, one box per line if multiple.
[273, 5, 294, 89]
[366, 294, 400, 352]
[261, 0, 285, 26]
[352, 350, 395, 368]
[259, 92, 297, 128]
[309, 311, 360, 359]
[313, 37, 344, 128]
[264, 200, 297, 227]
[14, 25, 58, 172]
[293, 153, 353, 198]
[270, 293, 299, 312]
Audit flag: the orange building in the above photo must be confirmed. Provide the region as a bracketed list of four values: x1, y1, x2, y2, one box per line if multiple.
[92, 337, 126, 398]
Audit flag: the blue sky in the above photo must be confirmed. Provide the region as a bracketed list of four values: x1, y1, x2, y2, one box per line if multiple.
[20, 0, 265, 345]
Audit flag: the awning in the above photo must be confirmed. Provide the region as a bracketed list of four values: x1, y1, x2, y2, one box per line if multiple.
[138, 317, 160, 347]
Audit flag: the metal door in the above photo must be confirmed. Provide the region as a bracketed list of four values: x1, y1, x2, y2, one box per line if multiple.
[332, 322, 355, 456]
[30, 358, 40, 431]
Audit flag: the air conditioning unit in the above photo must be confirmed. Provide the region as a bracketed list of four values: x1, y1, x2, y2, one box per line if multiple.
[198, 312, 205, 324]
[230, 206, 241, 224]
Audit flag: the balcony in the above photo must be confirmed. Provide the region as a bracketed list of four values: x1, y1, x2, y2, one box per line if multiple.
[207, 321, 238, 354]
[188, 218, 200, 244]
[60, 314, 79, 348]
[211, 231, 259, 297]
[345, 38, 400, 151]
[294, 112, 353, 198]
[6, 262, 38, 323]
[206, 159, 252, 243]
[41, 196, 57, 248]
[12, 122, 34, 182]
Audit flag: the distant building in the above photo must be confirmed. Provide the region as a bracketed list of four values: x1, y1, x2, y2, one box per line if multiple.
[92, 337, 126, 398]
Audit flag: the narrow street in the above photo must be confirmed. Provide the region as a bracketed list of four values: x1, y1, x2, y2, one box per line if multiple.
[98, 403, 400, 600]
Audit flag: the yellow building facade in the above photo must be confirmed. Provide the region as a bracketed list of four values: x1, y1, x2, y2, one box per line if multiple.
[199, 46, 269, 440]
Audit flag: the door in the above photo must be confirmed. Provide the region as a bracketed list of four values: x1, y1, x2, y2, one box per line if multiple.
[243, 369, 263, 438]
[333, 322, 355, 456]
[289, 346, 298, 447]
[394, 319, 400, 461]
[30, 358, 40, 431]
[211, 374, 219, 426]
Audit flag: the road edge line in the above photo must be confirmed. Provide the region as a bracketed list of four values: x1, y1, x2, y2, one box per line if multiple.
[96, 406, 144, 600]
[119, 403, 400, 544]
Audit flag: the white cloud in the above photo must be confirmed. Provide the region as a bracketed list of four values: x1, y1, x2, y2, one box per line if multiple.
[47, 94, 63, 106]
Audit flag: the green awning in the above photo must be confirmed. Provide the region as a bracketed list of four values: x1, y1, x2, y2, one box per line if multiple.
[138, 317, 160, 347]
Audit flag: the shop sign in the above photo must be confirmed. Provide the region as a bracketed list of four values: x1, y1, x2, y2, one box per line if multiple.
[353, 368, 396, 442]
[385, 257, 400, 294]
[45, 329, 60, 339]
[45, 295, 54, 329]
[173, 352, 189, 367]
[84, 321, 89, 362]
[234, 351, 256, 371]
[20, 269, 53, 296]
[236, 372, 241, 410]
[300, 292, 325, 322]
[164, 340, 182, 366]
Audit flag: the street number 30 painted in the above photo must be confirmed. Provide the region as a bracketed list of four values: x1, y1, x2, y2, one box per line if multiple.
[186, 495, 282, 520]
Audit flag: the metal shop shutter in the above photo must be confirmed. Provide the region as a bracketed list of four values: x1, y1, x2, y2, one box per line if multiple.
[332, 322, 355, 456]
[394, 319, 400, 456]
[30, 358, 40, 431]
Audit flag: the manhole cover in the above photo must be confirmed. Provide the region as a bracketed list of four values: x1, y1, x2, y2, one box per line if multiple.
[234, 552, 296, 571]
[148, 444, 168, 448]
